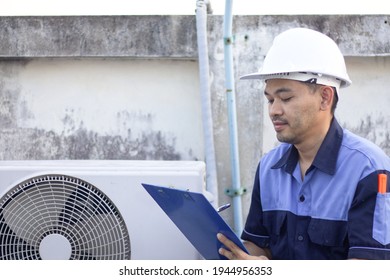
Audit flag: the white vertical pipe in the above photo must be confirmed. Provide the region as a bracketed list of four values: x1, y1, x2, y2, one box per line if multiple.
[223, 0, 243, 234]
[196, 0, 219, 207]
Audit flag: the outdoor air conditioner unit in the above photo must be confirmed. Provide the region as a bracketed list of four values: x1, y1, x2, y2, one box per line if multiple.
[0, 160, 209, 260]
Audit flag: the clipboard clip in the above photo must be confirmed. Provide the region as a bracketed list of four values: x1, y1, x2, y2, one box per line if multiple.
[217, 203, 231, 213]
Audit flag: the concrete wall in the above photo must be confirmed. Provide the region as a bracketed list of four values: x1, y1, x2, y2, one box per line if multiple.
[0, 59, 203, 160]
[0, 15, 389, 228]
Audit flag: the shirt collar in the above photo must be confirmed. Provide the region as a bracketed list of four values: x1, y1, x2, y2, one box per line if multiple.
[271, 118, 343, 175]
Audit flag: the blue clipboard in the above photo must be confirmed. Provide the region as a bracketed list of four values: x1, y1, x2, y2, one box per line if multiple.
[142, 183, 248, 260]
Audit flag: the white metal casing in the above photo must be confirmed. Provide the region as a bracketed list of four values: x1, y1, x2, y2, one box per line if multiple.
[0, 160, 208, 260]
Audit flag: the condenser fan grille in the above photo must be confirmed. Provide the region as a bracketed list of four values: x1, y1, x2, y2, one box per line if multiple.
[0, 174, 131, 260]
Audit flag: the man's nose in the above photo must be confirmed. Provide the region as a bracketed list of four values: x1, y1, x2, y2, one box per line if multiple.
[269, 99, 283, 117]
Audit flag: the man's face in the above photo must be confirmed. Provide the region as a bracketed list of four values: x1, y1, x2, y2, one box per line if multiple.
[264, 79, 322, 145]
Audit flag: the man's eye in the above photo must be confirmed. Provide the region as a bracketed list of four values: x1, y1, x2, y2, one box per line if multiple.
[282, 97, 293, 102]
[267, 99, 274, 104]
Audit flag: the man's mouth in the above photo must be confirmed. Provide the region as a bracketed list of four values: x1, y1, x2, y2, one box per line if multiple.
[272, 120, 288, 132]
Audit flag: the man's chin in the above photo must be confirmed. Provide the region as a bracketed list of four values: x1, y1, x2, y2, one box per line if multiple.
[276, 133, 294, 144]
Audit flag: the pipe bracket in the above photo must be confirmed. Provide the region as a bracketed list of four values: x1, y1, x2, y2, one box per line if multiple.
[223, 35, 235, 45]
[225, 186, 247, 197]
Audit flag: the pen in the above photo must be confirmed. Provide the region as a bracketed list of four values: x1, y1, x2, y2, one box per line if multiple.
[217, 203, 231, 213]
[378, 173, 387, 194]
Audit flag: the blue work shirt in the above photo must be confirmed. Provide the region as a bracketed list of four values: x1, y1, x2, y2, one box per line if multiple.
[241, 118, 390, 259]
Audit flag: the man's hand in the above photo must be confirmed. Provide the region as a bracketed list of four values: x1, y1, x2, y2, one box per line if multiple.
[217, 233, 269, 260]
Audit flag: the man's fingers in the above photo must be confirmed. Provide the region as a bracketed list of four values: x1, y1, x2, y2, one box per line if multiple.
[219, 246, 238, 260]
[217, 233, 243, 259]
[217, 233, 237, 249]
[217, 233, 270, 260]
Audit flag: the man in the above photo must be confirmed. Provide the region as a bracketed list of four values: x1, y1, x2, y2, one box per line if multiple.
[218, 27, 390, 259]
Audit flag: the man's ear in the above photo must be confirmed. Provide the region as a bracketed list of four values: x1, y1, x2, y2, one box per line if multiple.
[319, 86, 334, 111]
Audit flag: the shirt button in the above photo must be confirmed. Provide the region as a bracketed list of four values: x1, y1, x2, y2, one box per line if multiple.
[297, 235, 304, 241]
[299, 195, 305, 202]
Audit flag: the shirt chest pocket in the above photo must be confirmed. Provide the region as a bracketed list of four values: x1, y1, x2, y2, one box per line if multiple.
[308, 219, 347, 247]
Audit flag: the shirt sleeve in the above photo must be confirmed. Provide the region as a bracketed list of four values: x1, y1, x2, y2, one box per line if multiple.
[240, 162, 271, 249]
[348, 170, 390, 259]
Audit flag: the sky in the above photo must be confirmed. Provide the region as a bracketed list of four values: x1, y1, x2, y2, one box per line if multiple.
[0, 0, 389, 16]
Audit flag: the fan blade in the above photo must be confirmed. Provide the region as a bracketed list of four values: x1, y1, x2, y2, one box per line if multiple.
[58, 187, 112, 226]
[71, 213, 129, 260]
[0, 214, 40, 260]
[1, 184, 70, 245]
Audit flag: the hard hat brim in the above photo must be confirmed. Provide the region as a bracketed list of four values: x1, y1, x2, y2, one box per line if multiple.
[240, 71, 351, 88]
[239, 72, 263, 80]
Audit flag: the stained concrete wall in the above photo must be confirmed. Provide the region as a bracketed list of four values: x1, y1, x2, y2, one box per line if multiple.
[0, 58, 204, 160]
[0, 15, 389, 228]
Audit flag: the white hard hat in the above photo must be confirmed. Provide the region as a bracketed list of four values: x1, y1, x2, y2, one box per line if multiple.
[241, 28, 352, 89]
